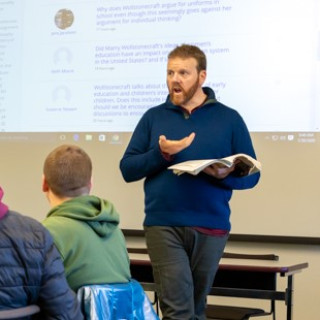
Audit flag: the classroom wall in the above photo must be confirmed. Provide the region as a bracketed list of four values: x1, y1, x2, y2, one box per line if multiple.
[1, 134, 320, 239]
[125, 236, 320, 320]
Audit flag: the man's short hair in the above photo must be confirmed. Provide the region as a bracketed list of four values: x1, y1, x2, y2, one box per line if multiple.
[168, 44, 207, 72]
[43, 144, 92, 197]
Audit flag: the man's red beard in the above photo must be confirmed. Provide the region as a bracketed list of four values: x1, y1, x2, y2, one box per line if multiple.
[169, 76, 200, 106]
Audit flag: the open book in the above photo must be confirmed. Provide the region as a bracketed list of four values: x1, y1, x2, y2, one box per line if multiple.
[168, 153, 261, 177]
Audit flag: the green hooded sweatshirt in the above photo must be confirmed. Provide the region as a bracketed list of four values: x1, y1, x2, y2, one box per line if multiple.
[43, 195, 131, 291]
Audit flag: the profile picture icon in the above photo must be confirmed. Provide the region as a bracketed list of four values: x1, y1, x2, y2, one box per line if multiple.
[54, 9, 74, 30]
[54, 47, 73, 65]
[52, 85, 71, 104]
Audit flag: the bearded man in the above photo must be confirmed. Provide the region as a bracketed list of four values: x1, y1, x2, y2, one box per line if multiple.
[120, 44, 260, 320]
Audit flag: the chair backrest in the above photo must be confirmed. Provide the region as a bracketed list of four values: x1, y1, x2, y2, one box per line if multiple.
[127, 247, 148, 254]
[222, 252, 279, 261]
[0, 305, 40, 319]
[77, 279, 159, 320]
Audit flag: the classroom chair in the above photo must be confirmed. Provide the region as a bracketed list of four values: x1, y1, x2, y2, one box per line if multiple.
[128, 247, 160, 314]
[77, 279, 159, 320]
[206, 252, 279, 320]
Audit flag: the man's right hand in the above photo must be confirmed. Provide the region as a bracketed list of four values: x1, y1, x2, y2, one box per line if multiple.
[159, 132, 195, 155]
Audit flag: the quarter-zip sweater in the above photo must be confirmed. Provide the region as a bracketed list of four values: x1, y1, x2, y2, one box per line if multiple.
[120, 87, 260, 231]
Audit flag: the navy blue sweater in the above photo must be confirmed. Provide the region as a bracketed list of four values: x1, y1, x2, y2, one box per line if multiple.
[120, 87, 260, 231]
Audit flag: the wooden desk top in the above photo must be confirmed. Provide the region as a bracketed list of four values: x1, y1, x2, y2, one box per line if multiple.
[129, 253, 308, 276]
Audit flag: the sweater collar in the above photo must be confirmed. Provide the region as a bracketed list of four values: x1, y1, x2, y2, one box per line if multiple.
[0, 187, 9, 219]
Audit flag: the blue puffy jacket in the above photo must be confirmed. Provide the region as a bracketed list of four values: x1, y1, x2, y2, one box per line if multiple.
[0, 210, 83, 319]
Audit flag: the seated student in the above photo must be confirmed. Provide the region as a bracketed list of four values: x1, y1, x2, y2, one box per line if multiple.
[0, 186, 83, 319]
[42, 144, 131, 292]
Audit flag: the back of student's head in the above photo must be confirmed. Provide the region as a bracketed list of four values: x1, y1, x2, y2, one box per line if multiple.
[43, 144, 92, 197]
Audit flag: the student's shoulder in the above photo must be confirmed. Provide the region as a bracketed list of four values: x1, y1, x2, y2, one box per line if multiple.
[42, 215, 75, 231]
[4, 210, 53, 249]
[6, 210, 45, 231]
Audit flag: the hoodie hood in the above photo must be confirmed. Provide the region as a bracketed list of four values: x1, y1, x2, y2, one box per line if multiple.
[46, 195, 119, 237]
[0, 187, 8, 219]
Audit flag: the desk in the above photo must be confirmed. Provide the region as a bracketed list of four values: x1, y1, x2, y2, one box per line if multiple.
[130, 254, 308, 320]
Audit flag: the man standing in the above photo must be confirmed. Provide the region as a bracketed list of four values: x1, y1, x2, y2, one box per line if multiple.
[120, 44, 260, 319]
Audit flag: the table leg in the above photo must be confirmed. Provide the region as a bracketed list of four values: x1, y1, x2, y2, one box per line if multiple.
[286, 275, 293, 320]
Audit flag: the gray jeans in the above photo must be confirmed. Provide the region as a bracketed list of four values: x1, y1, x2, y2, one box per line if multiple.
[144, 226, 228, 320]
